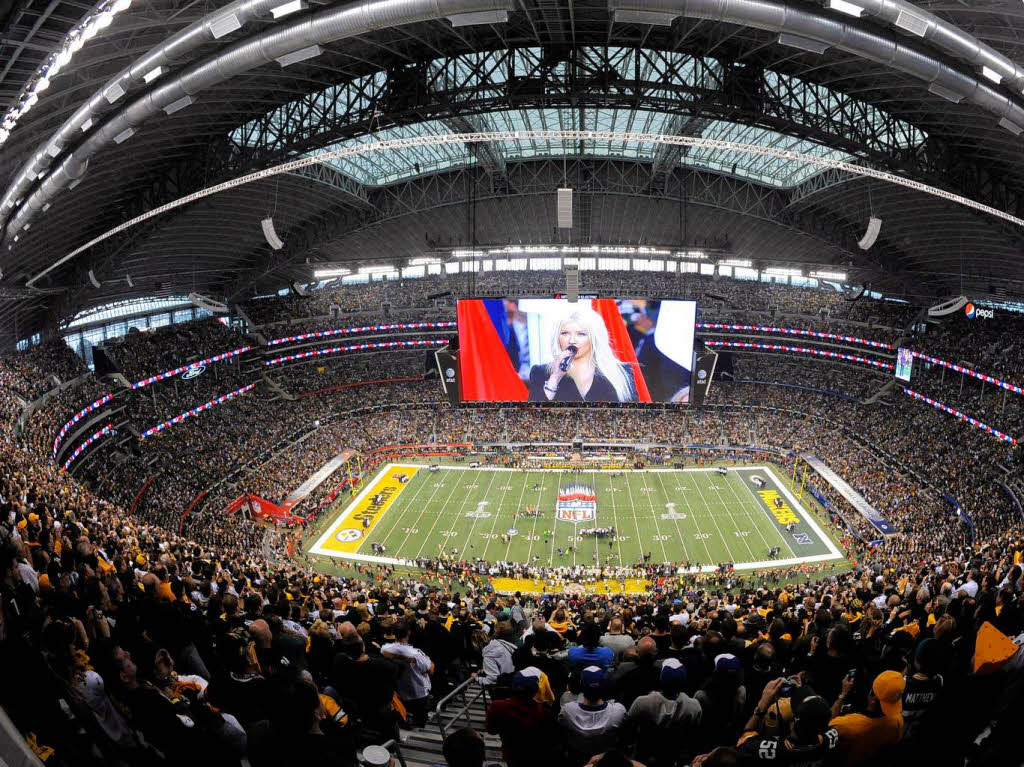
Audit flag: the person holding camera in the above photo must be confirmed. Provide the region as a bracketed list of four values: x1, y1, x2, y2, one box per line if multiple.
[733, 677, 840, 766]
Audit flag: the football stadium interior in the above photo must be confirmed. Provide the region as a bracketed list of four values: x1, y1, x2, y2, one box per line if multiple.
[2, 1, 1024, 766]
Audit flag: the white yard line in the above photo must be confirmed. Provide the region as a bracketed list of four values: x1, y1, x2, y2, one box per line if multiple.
[685, 472, 737, 564]
[722, 469, 789, 557]
[703, 472, 757, 561]
[419, 469, 494, 560]
[504, 472, 533, 562]
[640, 471, 672, 563]
[479, 470, 518, 561]
[652, 469, 691, 563]
[672, 473, 715, 564]
[405, 469, 468, 558]
[369, 469, 437, 550]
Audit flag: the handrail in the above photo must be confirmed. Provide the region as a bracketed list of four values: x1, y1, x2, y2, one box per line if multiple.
[433, 676, 489, 740]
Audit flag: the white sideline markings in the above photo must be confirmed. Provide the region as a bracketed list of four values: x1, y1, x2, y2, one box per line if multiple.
[306, 463, 846, 571]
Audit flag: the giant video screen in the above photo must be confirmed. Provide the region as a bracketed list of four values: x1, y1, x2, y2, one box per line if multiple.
[457, 298, 696, 404]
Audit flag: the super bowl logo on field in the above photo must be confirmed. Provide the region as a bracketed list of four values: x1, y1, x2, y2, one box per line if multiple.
[556, 483, 597, 523]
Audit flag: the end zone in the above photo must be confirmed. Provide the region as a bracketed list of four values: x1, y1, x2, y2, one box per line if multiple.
[308, 462, 418, 563]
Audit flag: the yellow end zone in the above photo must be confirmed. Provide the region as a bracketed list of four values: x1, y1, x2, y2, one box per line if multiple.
[310, 464, 419, 556]
[490, 577, 652, 595]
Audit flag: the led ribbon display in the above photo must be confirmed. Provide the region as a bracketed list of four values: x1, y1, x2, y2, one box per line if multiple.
[139, 383, 257, 439]
[698, 323, 892, 350]
[902, 387, 1017, 445]
[63, 424, 113, 471]
[703, 340, 894, 370]
[267, 321, 456, 346]
[265, 338, 449, 366]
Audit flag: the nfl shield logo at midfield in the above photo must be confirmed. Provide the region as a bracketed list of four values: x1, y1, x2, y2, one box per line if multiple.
[556, 483, 597, 523]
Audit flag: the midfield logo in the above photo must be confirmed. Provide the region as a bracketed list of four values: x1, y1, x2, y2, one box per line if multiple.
[556, 483, 597, 523]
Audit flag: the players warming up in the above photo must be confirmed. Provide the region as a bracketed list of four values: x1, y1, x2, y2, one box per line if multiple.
[580, 526, 616, 538]
[766, 545, 782, 559]
[370, 542, 387, 554]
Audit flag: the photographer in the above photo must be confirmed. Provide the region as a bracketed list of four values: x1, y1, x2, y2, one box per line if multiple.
[733, 677, 840, 766]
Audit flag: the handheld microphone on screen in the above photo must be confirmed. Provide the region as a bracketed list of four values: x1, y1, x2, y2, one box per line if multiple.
[559, 345, 578, 372]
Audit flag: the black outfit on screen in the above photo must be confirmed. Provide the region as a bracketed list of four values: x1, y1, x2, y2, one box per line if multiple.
[527, 364, 637, 403]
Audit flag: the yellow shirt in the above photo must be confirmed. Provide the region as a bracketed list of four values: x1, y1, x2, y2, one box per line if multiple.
[829, 711, 903, 766]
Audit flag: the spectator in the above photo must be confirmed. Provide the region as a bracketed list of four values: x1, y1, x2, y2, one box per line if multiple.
[829, 670, 905, 766]
[478, 620, 517, 686]
[380, 620, 434, 727]
[600, 618, 636, 664]
[626, 658, 702, 767]
[485, 671, 557, 767]
[559, 666, 627, 766]
[735, 678, 839, 765]
[569, 622, 615, 671]
[695, 654, 747, 750]
[442, 727, 487, 767]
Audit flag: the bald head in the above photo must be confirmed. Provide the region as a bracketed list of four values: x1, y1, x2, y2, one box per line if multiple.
[637, 636, 657, 657]
[249, 619, 272, 648]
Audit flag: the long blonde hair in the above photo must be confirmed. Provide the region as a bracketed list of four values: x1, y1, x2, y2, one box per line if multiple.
[548, 305, 634, 402]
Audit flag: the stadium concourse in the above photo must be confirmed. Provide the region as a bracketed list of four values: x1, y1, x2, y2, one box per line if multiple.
[0, 274, 1022, 767]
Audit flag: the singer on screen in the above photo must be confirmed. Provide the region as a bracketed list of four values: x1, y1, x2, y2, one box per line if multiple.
[527, 306, 638, 403]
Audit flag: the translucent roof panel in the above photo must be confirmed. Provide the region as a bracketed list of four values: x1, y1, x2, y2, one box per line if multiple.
[304, 107, 855, 188]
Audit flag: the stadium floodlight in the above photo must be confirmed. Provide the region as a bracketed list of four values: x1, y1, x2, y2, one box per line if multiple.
[313, 267, 350, 278]
[810, 270, 847, 281]
[408, 257, 440, 266]
[764, 267, 803, 277]
[358, 265, 397, 274]
[675, 250, 707, 259]
[29, 129, 1024, 289]
[719, 259, 753, 268]
[452, 249, 485, 258]
[826, 0, 863, 17]
[982, 66, 1003, 85]
[270, 0, 307, 18]
[143, 66, 164, 84]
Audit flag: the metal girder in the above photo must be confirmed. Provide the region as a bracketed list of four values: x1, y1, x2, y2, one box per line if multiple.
[426, 60, 507, 178]
[227, 157, 882, 297]
[287, 165, 374, 208]
[223, 46, 988, 203]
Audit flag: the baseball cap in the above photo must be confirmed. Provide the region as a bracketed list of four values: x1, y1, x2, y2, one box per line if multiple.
[511, 670, 539, 693]
[714, 653, 741, 673]
[871, 670, 905, 717]
[580, 665, 608, 694]
[790, 687, 830, 741]
[660, 658, 687, 689]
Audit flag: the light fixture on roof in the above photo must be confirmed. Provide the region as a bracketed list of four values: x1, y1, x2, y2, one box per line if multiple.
[764, 266, 803, 277]
[270, 0, 307, 18]
[95, 11, 114, 29]
[719, 259, 753, 268]
[143, 66, 164, 84]
[276, 44, 322, 67]
[825, 0, 863, 17]
[111, 0, 132, 12]
[777, 33, 829, 54]
[313, 267, 351, 278]
[982, 66, 1003, 85]
[810, 270, 847, 281]
[33, 77, 50, 93]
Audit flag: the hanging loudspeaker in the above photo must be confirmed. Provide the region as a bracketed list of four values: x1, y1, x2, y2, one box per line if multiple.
[88, 269, 101, 288]
[557, 188, 573, 228]
[857, 216, 882, 250]
[126, 274, 134, 288]
[261, 217, 284, 250]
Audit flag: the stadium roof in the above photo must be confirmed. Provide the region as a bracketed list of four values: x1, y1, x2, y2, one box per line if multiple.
[2, 0, 1024, 343]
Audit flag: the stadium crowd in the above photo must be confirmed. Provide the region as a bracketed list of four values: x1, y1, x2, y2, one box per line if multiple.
[2, 274, 1024, 767]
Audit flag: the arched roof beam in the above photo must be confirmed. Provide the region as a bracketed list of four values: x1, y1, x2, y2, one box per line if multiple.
[1, 0, 516, 244]
[609, 0, 1024, 135]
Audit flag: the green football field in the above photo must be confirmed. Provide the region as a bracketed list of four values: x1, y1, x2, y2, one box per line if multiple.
[308, 463, 844, 572]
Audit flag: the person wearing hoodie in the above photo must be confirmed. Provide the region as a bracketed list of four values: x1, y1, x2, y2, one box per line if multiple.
[476, 620, 516, 687]
[559, 666, 627, 766]
[626, 658, 702, 767]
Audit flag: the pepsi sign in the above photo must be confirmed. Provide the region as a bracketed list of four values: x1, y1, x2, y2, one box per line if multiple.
[964, 303, 994, 320]
[181, 364, 206, 380]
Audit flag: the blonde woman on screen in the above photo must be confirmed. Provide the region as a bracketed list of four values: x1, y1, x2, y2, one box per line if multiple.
[527, 305, 637, 403]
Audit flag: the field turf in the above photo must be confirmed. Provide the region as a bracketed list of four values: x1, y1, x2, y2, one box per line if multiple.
[307, 463, 843, 572]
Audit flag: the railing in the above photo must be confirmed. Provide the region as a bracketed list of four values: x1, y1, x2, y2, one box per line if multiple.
[433, 676, 489, 740]
[375, 738, 408, 767]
